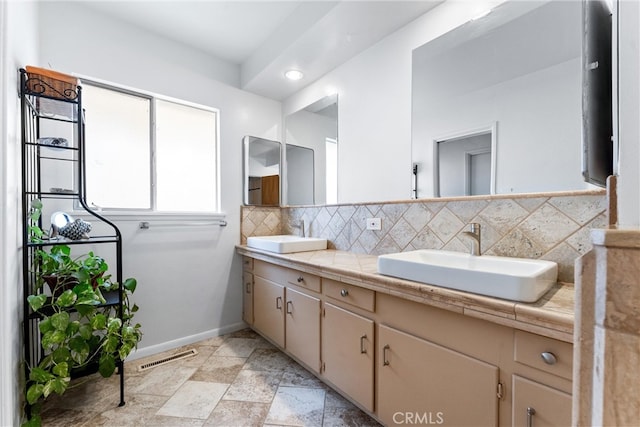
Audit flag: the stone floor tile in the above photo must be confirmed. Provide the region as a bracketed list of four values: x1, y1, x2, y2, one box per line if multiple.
[322, 406, 382, 427]
[264, 386, 325, 426]
[213, 337, 262, 358]
[156, 380, 228, 419]
[203, 400, 270, 426]
[38, 330, 379, 427]
[226, 328, 260, 339]
[280, 362, 325, 388]
[41, 373, 121, 413]
[324, 388, 357, 409]
[222, 369, 282, 403]
[81, 393, 170, 426]
[39, 407, 98, 427]
[126, 364, 197, 396]
[190, 355, 246, 383]
[243, 348, 294, 372]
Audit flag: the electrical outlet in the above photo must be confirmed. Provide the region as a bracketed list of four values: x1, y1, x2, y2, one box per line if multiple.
[366, 217, 381, 230]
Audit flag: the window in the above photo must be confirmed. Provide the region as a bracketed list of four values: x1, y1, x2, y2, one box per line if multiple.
[82, 81, 219, 213]
[325, 137, 338, 204]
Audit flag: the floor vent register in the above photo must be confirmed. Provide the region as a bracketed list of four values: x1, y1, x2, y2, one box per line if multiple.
[137, 348, 198, 372]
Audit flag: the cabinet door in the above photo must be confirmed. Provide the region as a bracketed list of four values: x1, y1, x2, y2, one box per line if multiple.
[253, 276, 285, 348]
[512, 375, 571, 427]
[242, 271, 254, 325]
[285, 287, 320, 372]
[322, 303, 374, 412]
[378, 324, 499, 427]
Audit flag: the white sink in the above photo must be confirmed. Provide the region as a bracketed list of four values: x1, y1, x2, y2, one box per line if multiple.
[246, 235, 327, 254]
[377, 250, 558, 302]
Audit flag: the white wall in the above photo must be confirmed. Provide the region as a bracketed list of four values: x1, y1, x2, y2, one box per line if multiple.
[617, 0, 640, 226]
[1, 2, 39, 424]
[282, 1, 506, 203]
[37, 3, 282, 355]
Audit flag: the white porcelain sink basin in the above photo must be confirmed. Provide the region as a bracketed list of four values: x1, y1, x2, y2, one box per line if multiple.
[377, 250, 558, 302]
[247, 235, 327, 254]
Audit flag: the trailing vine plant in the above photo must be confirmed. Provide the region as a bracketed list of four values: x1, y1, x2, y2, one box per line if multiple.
[23, 201, 142, 427]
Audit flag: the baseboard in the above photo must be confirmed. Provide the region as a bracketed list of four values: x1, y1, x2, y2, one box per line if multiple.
[125, 322, 248, 361]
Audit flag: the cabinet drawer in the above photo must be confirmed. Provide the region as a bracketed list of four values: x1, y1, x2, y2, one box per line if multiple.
[324, 279, 375, 312]
[514, 330, 572, 380]
[242, 256, 253, 271]
[285, 270, 321, 293]
[254, 260, 321, 293]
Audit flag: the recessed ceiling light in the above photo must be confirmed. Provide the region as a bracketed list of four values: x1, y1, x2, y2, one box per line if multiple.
[285, 70, 304, 81]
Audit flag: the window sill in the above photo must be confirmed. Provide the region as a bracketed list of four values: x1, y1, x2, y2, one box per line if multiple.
[72, 211, 228, 227]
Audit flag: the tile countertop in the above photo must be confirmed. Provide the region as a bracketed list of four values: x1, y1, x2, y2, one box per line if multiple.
[236, 246, 575, 343]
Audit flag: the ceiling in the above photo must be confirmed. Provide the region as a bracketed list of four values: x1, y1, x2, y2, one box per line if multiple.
[81, 1, 442, 100]
[414, 0, 581, 101]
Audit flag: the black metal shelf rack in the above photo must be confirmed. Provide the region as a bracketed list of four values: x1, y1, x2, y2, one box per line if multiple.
[20, 68, 126, 411]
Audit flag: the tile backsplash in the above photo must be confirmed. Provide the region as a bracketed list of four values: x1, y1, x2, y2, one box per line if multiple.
[241, 191, 607, 283]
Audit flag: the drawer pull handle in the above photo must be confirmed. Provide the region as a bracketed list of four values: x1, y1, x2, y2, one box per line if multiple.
[286, 301, 293, 315]
[340, 289, 349, 297]
[297, 276, 304, 283]
[360, 335, 367, 354]
[383, 344, 390, 366]
[276, 296, 282, 310]
[527, 407, 536, 427]
[540, 352, 557, 365]
[245, 282, 251, 294]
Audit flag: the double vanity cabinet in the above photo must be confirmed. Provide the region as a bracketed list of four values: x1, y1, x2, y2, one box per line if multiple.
[240, 250, 573, 426]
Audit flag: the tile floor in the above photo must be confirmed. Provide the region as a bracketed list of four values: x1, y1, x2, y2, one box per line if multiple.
[40, 329, 382, 426]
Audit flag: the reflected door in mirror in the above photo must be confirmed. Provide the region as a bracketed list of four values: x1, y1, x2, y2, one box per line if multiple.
[243, 136, 282, 206]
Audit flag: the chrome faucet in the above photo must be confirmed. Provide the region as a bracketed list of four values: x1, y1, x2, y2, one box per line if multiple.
[460, 223, 481, 256]
[293, 220, 305, 237]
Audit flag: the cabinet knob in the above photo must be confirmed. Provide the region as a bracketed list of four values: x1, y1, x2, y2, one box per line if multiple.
[340, 289, 349, 297]
[297, 276, 304, 283]
[540, 351, 557, 365]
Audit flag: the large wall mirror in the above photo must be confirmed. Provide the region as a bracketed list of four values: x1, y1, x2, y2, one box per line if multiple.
[284, 94, 338, 205]
[243, 136, 281, 206]
[411, 0, 595, 198]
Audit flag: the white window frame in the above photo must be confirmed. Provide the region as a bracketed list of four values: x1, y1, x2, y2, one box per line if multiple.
[75, 75, 223, 221]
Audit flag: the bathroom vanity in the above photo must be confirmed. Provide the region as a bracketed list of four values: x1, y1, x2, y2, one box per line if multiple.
[237, 246, 573, 426]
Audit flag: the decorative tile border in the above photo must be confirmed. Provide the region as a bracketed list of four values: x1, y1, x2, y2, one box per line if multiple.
[241, 190, 607, 283]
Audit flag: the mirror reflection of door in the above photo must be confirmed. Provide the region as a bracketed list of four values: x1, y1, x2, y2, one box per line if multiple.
[467, 149, 491, 195]
[243, 136, 281, 206]
[436, 131, 493, 197]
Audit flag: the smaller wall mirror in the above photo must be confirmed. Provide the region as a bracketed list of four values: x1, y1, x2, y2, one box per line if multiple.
[243, 136, 282, 206]
[284, 94, 338, 205]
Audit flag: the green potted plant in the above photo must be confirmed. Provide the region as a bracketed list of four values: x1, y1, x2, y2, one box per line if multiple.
[23, 201, 142, 427]
[36, 245, 109, 296]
